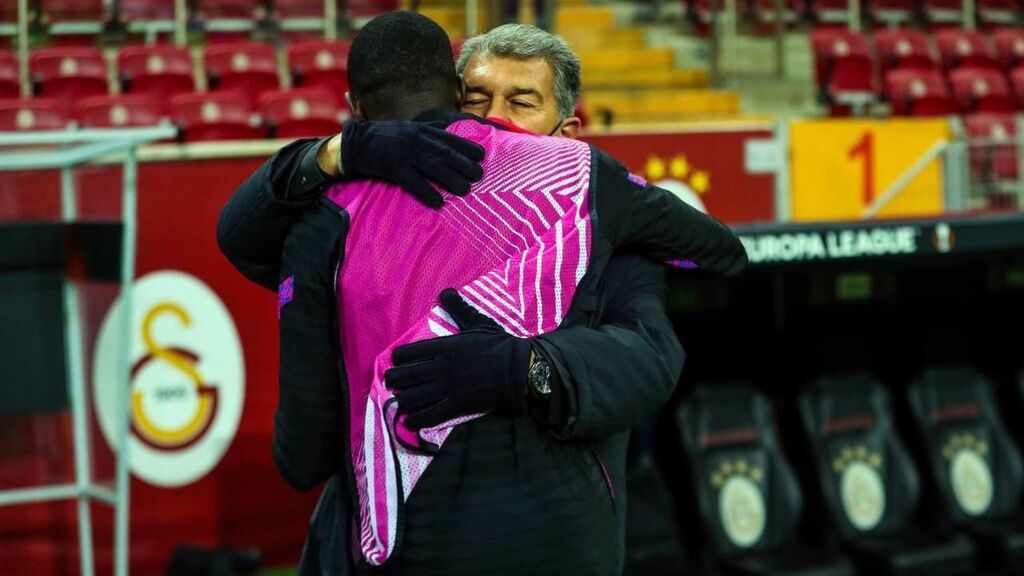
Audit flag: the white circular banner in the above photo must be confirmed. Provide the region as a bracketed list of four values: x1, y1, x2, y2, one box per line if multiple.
[719, 475, 766, 548]
[93, 270, 245, 487]
[841, 461, 886, 531]
[950, 449, 993, 517]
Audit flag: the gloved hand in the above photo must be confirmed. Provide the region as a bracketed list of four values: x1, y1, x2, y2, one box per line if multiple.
[340, 120, 485, 209]
[385, 289, 532, 431]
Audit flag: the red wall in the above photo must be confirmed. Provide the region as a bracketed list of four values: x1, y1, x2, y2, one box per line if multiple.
[0, 127, 775, 575]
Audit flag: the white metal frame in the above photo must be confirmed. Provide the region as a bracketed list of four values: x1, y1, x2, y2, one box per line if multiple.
[0, 125, 176, 576]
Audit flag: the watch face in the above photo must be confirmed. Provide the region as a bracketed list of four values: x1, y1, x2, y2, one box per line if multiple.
[529, 359, 552, 397]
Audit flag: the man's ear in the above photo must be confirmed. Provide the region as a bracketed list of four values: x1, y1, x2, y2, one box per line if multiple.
[455, 77, 467, 109]
[345, 92, 366, 120]
[558, 116, 582, 139]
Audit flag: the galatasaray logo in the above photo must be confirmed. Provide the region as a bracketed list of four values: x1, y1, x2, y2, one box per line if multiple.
[93, 271, 244, 487]
[130, 303, 219, 450]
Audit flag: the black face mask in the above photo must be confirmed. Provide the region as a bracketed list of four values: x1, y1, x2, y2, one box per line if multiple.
[547, 118, 563, 136]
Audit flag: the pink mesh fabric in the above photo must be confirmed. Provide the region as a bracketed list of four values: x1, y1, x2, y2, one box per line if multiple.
[325, 119, 593, 566]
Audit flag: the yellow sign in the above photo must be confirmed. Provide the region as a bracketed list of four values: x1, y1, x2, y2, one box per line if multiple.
[790, 119, 950, 221]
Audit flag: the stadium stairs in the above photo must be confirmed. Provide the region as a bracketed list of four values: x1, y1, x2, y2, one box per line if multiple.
[416, 0, 746, 126]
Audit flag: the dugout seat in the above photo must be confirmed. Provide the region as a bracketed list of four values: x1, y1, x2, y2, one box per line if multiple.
[935, 29, 1000, 72]
[948, 67, 1017, 113]
[677, 383, 857, 576]
[259, 88, 342, 138]
[287, 40, 349, 107]
[0, 98, 69, 131]
[800, 373, 977, 575]
[168, 91, 261, 141]
[203, 42, 279, 108]
[118, 45, 195, 112]
[908, 366, 1024, 569]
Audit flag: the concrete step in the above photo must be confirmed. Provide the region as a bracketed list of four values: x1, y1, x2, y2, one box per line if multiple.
[561, 27, 646, 50]
[583, 88, 741, 121]
[554, 6, 616, 30]
[578, 46, 675, 70]
[582, 67, 708, 89]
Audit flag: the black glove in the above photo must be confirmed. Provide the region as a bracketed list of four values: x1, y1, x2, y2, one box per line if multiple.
[385, 289, 532, 431]
[340, 120, 485, 209]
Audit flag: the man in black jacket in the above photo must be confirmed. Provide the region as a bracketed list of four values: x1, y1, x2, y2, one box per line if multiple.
[218, 13, 745, 575]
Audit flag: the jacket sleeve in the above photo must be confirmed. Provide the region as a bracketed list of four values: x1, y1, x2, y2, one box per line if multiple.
[531, 254, 684, 440]
[217, 138, 322, 291]
[592, 147, 748, 277]
[272, 200, 348, 491]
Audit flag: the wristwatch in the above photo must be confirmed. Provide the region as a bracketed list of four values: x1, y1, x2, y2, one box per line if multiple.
[527, 354, 552, 399]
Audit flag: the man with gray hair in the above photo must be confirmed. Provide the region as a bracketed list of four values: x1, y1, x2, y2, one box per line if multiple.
[458, 23, 583, 138]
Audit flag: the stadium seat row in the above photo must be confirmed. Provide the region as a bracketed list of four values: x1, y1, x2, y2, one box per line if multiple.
[0, 41, 350, 112]
[813, 27, 1024, 114]
[0, 89, 347, 139]
[0, 0, 397, 25]
[671, 366, 1024, 574]
[686, 0, 1022, 27]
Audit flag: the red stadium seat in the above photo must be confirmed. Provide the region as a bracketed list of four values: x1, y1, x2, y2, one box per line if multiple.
[934, 28, 1000, 71]
[197, 0, 258, 18]
[259, 88, 342, 138]
[1011, 66, 1024, 108]
[287, 40, 348, 106]
[0, 50, 19, 100]
[75, 94, 162, 128]
[29, 47, 108, 110]
[344, 0, 398, 18]
[41, 0, 104, 22]
[885, 69, 957, 116]
[169, 91, 261, 141]
[276, 0, 322, 17]
[204, 42, 280, 107]
[0, 0, 16, 23]
[811, 28, 877, 107]
[874, 29, 937, 74]
[994, 28, 1024, 71]
[948, 67, 1017, 113]
[978, 0, 1019, 26]
[811, 28, 871, 84]
[120, 0, 175, 21]
[963, 113, 1018, 182]
[923, 0, 964, 24]
[868, 0, 915, 25]
[0, 98, 69, 131]
[118, 45, 195, 112]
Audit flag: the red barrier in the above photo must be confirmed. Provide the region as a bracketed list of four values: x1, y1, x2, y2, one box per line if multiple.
[0, 126, 775, 575]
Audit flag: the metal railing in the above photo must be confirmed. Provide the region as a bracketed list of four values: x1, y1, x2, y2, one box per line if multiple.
[0, 124, 177, 576]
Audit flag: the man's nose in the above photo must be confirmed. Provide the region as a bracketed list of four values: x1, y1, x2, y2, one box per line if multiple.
[489, 100, 514, 123]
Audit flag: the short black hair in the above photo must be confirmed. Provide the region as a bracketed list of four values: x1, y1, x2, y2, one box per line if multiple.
[347, 11, 457, 119]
